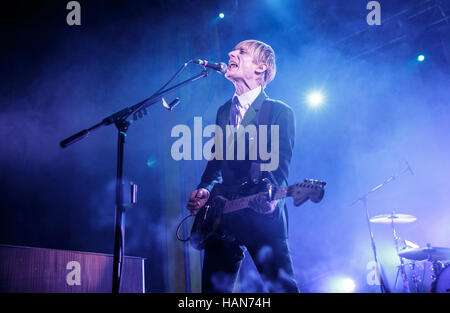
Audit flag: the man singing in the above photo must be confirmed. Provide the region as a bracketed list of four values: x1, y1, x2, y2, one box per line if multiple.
[187, 40, 299, 293]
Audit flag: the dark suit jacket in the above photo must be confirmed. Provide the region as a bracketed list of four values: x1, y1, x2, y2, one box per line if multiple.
[197, 90, 296, 239]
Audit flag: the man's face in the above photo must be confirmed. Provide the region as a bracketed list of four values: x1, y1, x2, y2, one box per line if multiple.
[225, 45, 260, 84]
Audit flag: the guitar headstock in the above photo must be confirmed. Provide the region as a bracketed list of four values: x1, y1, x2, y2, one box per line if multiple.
[288, 179, 326, 207]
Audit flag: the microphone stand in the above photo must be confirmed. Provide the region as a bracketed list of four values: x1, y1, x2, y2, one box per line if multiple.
[60, 68, 209, 293]
[350, 163, 412, 293]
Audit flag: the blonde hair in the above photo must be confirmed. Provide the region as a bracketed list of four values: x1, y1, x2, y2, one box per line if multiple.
[234, 40, 276, 87]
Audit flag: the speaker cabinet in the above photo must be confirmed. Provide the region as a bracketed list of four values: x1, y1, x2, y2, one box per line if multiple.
[0, 244, 145, 293]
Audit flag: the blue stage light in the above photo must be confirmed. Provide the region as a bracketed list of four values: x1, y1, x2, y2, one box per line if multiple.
[417, 54, 425, 62]
[146, 157, 157, 168]
[218, 12, 225, 19]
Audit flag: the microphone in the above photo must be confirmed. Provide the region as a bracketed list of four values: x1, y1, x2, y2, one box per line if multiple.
[193, 59, 227, 74]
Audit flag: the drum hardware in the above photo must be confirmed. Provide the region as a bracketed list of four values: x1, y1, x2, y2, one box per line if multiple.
[369, 213, 417, 224]
[431, 263, 450, 293]
[431, 260, 444, 280]
[397, 245, 450, 262]
[408, 261, 420, 293]
[404, 239, 419, 249]
[392, 252, 423, 293]
[398, 244, 450, 292]
[368, 212, 450, 292]
[370, 212, 418, 293]
[348, 160, 414, 293]
[403, 239, 421, 292]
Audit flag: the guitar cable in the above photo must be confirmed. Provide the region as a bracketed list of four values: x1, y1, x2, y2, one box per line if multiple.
[176, 214, 195, 242]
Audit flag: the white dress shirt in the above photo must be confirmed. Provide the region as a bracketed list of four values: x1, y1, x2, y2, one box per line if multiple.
[230, 85, 262, 127]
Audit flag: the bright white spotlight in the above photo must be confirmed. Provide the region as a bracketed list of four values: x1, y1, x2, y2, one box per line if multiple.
[340, 278, 356, 293]
[328, 276, 356, 293]
[307, 91, 324, 107]
[417, 54, 425, 62]
[218, 12, 225, 19]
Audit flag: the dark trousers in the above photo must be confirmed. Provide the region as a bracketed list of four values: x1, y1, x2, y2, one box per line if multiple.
[201, 236, 299, 293]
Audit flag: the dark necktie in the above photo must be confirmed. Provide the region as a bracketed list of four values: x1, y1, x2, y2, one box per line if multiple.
[230, 96, 242, 127]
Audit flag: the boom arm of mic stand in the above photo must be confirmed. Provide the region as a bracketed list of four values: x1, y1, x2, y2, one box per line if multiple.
[122, 69, 208, 122]
[349, 165, 411, 207]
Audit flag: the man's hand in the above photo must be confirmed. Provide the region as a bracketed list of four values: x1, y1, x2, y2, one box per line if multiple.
[248, 194, 278, 214]
[187, 188, 210, 215]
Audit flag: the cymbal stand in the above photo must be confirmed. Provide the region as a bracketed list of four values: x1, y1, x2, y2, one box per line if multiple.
[391, 216, 410, 293]
[361, 197, 391, 293]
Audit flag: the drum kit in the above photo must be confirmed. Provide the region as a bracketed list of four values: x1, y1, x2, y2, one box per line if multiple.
[370, 212, 450, 293]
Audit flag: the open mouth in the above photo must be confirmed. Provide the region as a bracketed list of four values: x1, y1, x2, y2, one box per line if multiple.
[228, 60, 239, 71]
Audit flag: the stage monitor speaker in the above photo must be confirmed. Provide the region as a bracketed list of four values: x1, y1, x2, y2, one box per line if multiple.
[0, 244, 145, 293]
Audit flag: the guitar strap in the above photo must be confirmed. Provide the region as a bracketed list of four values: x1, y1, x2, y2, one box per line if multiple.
[250, 98, 290, 235]
[249, 98, 274, 185]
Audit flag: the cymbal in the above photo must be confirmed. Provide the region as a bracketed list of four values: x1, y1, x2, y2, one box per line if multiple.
[369, 213, 417, 224]
[398, 247, 450, 261]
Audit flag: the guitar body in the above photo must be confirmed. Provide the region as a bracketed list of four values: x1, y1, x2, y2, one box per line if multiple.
[189, 194, 226, 251]
[189, 178, 326, 251]
[189, 181, 260, 251]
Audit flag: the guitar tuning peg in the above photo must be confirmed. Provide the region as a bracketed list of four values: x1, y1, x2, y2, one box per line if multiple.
[133, 113, 138, 121]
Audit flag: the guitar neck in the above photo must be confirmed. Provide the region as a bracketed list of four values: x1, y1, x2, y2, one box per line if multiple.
[223, 186, 289, 214]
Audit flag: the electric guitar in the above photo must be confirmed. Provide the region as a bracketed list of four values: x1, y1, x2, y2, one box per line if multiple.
[189, 178, 326, 250]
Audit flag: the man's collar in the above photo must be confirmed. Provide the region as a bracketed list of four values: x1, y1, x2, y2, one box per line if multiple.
[238, 88, 268, 128]
[250, 88, 268, 112]
[233, 85, 262, 109]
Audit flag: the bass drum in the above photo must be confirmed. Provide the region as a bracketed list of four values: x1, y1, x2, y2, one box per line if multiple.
[432, 264, 450, 293]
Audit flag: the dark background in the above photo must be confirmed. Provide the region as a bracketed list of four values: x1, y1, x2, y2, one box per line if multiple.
[1, 0, 450, 292]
